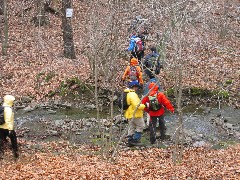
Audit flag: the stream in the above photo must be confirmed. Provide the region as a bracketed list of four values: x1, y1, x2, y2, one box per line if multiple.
[14, 105, 240, 147]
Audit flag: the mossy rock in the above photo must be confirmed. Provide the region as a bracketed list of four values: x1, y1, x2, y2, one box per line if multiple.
[166, 88, 174, 97]
[211, 142, 229, 149]
[225, 79, 233, 85]
[36, 72, 45, 80]
[47, 90, 56, 97]
[189, 87, 209, 96]
[56, 77, 94, 97]
[211, 90, 230, 98]
[45, 72, 55, 82]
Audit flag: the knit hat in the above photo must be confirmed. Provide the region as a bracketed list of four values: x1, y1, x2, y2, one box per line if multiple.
[150, 46, 157, 52]
[128, 80, 140, 88]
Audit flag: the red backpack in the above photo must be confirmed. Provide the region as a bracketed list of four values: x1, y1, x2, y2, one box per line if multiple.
[129, 66, 139, 81]
[135, 37, 144, 52]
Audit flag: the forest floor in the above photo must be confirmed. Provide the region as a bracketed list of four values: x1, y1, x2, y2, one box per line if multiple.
[0, 140, 239, 179]
[0, 0, 239, 179]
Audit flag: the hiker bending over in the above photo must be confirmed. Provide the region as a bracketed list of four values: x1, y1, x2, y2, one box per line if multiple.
[124, 80, 146, 147]
[142, 82, 174, 144]
[122, 57, 143, 87]
[0, 95, 19, 159]
[143, 46, 162, 79]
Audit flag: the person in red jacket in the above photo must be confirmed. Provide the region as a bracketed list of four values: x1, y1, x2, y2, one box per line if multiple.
[142, 82, 174, 144]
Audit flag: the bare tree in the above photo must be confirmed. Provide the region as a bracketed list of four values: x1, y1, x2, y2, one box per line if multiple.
[81, 0, 129, 159]
[171, 17, 185, 165]
[34, 0, 47, 26]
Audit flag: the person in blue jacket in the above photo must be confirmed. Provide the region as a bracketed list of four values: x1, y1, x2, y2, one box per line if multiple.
[127, 34, 145, 63]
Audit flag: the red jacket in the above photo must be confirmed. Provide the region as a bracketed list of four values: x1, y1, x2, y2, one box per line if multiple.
[142, 83, 174, 116]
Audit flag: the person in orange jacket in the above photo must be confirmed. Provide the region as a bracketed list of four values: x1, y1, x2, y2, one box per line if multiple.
[142, 82, 174, 144]
[122, 57, 144, 86]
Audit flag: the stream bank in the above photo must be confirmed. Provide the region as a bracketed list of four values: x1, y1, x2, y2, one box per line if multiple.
[14, 103, 240, 149]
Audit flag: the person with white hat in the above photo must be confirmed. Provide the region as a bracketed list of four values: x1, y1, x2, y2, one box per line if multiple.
[0, 95, 19, 159]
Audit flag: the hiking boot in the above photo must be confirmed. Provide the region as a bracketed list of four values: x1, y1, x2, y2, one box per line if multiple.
[150, 140, 156, 144]
[160, 135, 171, 141]
[143, 126, 150, 132]
[13, 151, 19, 159]
[160, 135, 166, 140]
[129, 139, 141, 146]
[127, 142, 134, 147]
[0, 152, 4, 159]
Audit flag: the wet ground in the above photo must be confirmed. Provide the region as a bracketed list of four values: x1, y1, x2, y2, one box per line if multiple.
[14, 105, 240, 147]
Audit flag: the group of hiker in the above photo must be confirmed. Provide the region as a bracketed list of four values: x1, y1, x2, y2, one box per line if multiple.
[0, 17, 175, 160]
[120, 29, 174, 147]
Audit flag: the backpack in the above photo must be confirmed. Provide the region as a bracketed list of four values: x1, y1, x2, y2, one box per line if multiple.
[135, 37, 144, 52]
[118, 92, 129, 110]
[146, 55, 160, 75]
[129, 66, 138, 81]
[148, 93, 161, 111]
[0, 106, 5, 125]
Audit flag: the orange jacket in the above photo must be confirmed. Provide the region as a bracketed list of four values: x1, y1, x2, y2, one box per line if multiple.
[122, 58, 143, 85]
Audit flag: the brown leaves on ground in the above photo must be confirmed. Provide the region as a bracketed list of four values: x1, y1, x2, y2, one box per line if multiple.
[0, 0, 239, 103]
[0, 140, 239, 179]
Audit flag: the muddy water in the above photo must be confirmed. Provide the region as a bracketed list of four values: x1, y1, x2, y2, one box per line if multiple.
[14, 105, 240, 145]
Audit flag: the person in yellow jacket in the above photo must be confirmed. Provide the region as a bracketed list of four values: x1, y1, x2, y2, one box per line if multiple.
[124, 80, 145, 146]
[0, 95, 19, 159]
[122, 57, 144, 86]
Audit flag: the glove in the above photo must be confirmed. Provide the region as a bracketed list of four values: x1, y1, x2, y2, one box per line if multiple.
[145, 102, 149, 108]
[8, 130, 14, 136]
[169, 108, 174, 114]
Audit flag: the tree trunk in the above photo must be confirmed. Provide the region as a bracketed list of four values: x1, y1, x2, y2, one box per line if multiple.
[0, 0, 3, 44]
[61, 0, 76, 59]
[2, 0, 8, 55]
[0, 0, 3, 15]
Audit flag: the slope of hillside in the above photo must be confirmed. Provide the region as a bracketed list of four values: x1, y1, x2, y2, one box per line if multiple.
[0, 0, 239, 104]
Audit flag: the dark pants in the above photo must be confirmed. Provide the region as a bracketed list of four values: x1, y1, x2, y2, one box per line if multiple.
[131, 51, 144, 63]
[149, 116, 166, 144]
[0, 128, 18, 156]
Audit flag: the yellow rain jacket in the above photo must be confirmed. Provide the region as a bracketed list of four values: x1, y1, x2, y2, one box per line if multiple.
[124, 89, 145, 119]
[0, 95, 15, 130]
